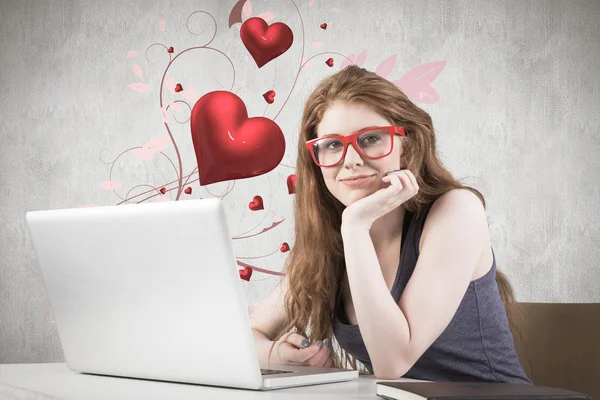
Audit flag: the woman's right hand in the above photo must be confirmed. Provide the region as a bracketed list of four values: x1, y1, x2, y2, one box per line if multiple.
[271, 332, 334, 367]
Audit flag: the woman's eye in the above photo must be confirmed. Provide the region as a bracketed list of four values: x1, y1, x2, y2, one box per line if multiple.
[361, 135, 380, 144]
[325, 140, 343, 149]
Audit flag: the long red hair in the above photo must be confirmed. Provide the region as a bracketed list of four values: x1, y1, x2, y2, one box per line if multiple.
[269, 65, 517, 371]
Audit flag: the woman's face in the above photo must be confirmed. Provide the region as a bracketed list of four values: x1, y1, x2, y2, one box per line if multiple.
[315, 101, 403, 206]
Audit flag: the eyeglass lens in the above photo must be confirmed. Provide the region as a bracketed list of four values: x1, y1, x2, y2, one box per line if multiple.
[312, 129, 392, 166]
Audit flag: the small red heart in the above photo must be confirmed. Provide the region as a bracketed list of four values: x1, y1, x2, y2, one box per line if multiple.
[286, 174, 296, 194]
[167, 46, 174, 53]
[249, 195, 264, 211]
[262, 90, 276, 104]
[325, 58, 334, 67]
[280, 242, 290, 252]
[184, 187, 192, 195]
[239, 267, 253, 281]
[240, 17, 294, 68]
[159, 187, 166, 194]
[174, 83, 183, 92]
[320, 23, 327, 30]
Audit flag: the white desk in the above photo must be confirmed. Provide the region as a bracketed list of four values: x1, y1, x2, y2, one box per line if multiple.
[0, 363, 421, 400]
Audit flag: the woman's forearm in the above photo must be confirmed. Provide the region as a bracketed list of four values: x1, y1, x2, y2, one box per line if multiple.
[341, 225, 414, 379]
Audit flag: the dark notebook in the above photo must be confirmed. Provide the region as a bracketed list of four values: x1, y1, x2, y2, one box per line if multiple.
[376, 381, 592, 400]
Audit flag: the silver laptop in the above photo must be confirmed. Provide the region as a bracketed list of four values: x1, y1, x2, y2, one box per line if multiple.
[25, 198, 358, 390]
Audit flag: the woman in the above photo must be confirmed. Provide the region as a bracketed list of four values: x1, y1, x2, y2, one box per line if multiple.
[250, 65, 531, 383]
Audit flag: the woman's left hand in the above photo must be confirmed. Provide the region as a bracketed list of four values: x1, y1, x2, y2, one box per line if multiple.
[341, 169, 419, 230]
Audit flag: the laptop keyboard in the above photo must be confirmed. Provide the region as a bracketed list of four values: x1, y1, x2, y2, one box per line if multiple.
[260, 368, 293, 376]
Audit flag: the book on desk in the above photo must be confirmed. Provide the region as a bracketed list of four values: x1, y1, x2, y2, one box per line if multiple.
[376, 381, 592, 400]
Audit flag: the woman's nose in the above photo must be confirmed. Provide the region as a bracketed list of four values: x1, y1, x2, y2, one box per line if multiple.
[343, 144, 364, 166]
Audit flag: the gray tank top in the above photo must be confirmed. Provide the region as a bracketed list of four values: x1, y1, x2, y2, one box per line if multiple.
[333, 204, 531, 383]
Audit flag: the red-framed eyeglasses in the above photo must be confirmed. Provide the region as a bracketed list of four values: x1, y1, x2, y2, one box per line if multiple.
[305, 125, 406, 167]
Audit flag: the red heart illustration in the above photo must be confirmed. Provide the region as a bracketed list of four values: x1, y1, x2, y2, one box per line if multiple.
[249, 195, 264, 211]
[262, 90, 276, 104]
[280, 242, 290, 252]
[320, 23, 327, 30]
[184, 187, 192, 195]
[286, 174, 296, 194]
[325, 58, 334, 67]
[190, 90, 286, 186]
[175, 83, 183, 92]
[167, 46, 174, 53]
[239, 267, 253, 281]
[240, 17, 294, 68]
[159, 187, 166, 194]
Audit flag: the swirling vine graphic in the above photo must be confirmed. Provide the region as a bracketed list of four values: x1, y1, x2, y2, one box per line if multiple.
[92, 1, 446, 304]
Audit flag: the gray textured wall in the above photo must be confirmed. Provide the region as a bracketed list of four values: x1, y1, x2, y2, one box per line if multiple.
[1, 0, 599, 364]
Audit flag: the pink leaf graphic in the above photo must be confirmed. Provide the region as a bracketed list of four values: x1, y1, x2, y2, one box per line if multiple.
[398, 61, 446, 85]
[331, 7, 342, 12]
[339, 54, 355, 70]
[248, 306, 255, 315]
[164, 76, 175, 93]
[181, 88, 199, 103]
[135, 148, 155, 161]
[159, 19, 166, 32]
[135, 137, 170, 161]
[168, 101, 181, 111]
[127, 83, 149, 92]
[355, 49, 367, 67]
[302, 58, 313, 69]
[375, 54, 397, 79]
[270, 210, 283, 222]
[126, 50, 138, 58]
[393, 61, 446, 104]
[154, 195, 170, 203]
[143, 137, 171, 153]
[309, 0, 315, 5]
[310, 41, 324, 49]
[242, 0, 252, 18]
[100, 181, 122, 191]
[256, 11, 275, 22]
[132, 63, 143, 79]
[160, 106, 169, 124]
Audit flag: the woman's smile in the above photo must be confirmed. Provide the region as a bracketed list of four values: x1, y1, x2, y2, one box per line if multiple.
[340, 174, 376, 187]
